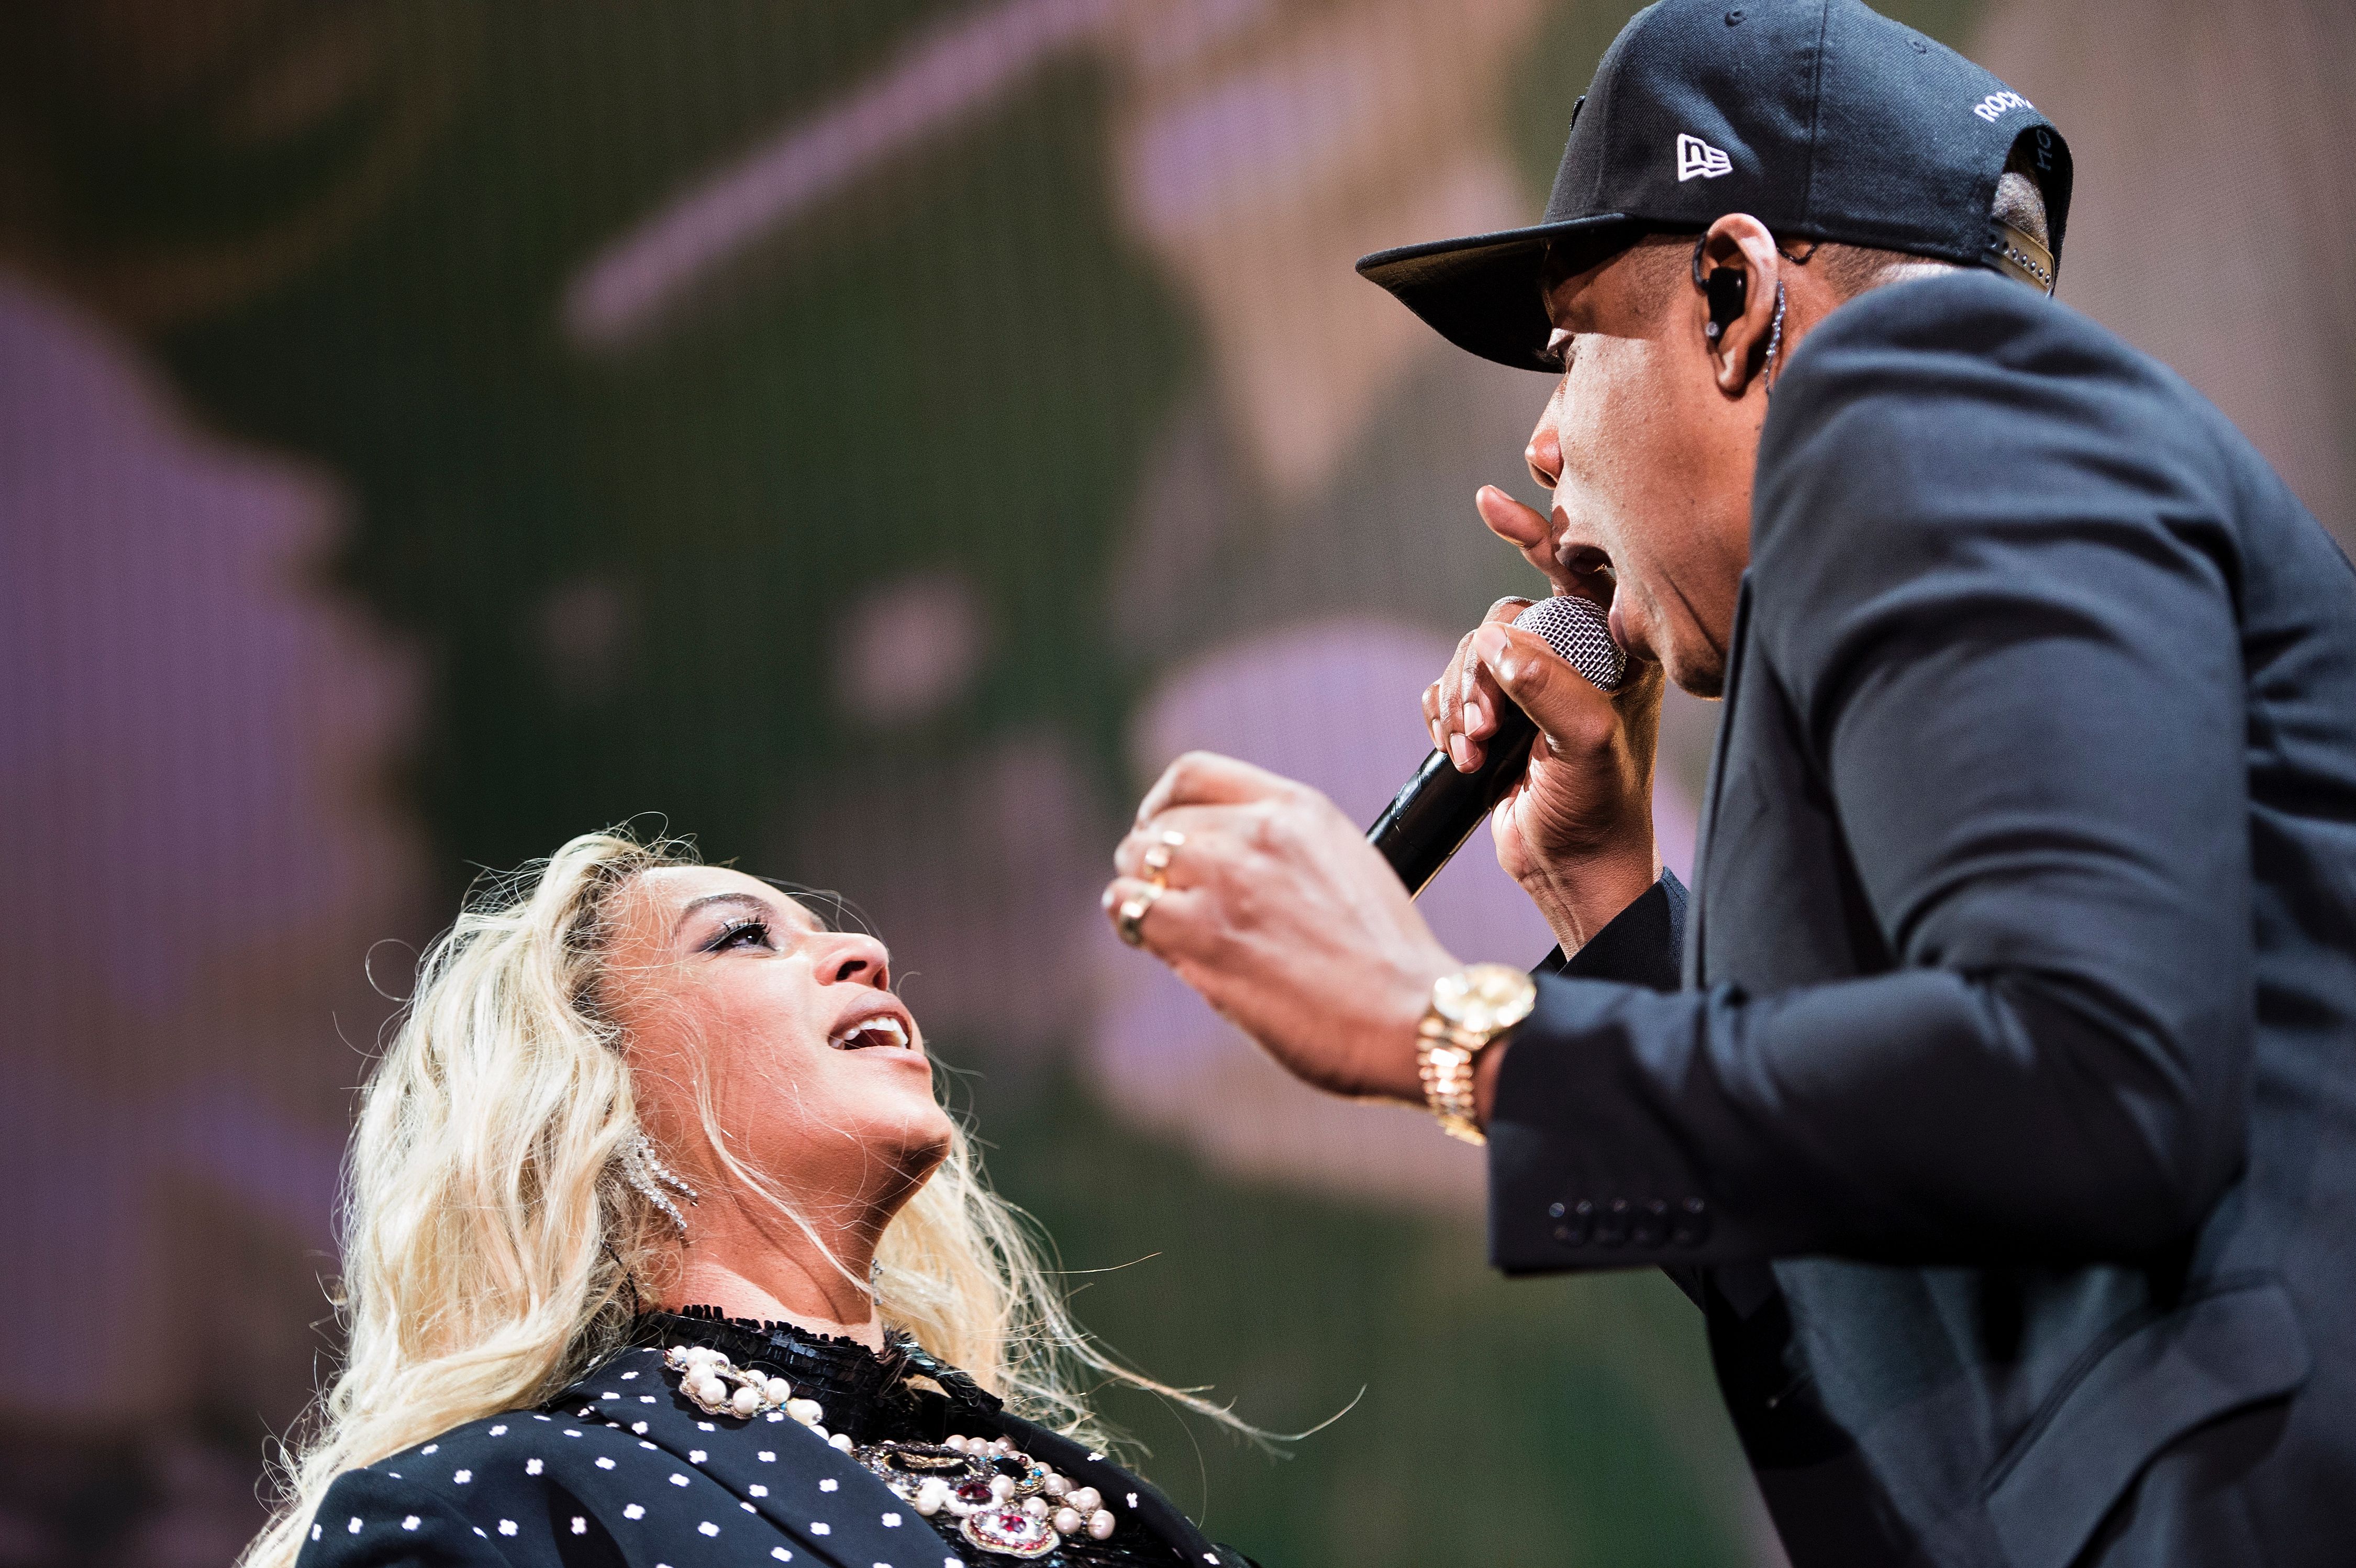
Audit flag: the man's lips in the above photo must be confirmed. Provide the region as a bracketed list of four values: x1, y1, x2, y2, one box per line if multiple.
[1552, 539, 1628, 654]
[827, 1000, 918, 1052]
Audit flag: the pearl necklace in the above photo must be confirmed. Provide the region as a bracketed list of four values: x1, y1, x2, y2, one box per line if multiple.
[665, 1344, 835, 1434]
[663, 1344, 1119, 1557]
[857, 1433, 1117, 1559]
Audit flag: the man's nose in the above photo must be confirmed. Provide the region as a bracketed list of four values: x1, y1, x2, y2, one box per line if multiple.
[1526, 418, 1565, 493]
[817, 932, 893, 990]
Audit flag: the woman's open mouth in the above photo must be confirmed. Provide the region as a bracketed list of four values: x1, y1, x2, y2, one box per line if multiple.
[828, 1015, 913, 1051]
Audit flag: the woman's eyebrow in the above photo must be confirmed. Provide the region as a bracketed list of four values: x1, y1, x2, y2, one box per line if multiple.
[671, 890, 784, 938]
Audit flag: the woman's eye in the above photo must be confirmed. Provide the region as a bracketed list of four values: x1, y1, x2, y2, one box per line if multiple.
[709, 918, 772, 952]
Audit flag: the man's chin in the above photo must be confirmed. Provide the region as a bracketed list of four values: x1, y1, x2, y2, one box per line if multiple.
[1664, 643, 1728, 700]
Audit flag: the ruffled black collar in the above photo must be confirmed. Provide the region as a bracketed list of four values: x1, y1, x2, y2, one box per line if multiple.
[629, 1305, 1001, 1444]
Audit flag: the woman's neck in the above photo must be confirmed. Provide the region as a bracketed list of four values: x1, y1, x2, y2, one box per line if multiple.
[662, 1191, 888, 1351]
[667, 1260, 884, 1351]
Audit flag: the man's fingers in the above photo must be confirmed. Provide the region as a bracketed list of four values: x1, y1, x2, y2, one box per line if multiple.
[1476, 485, 1550, 560]
[1112, 805, 1242, 881]
[1099, 875, 1209, 960]
[1471, 621, 1617, 757]
[1135, 750, 1292, 824]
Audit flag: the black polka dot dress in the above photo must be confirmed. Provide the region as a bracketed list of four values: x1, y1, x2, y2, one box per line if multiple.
[296, 1313, 1258, 1568]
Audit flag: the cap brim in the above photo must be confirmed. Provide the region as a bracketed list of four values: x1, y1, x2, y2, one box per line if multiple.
[1355, 214, 1638, 373]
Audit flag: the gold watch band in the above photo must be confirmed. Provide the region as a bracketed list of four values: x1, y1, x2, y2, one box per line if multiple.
[1417, 1016, 1489, 1144]
[1415, 964, 1538, 1146]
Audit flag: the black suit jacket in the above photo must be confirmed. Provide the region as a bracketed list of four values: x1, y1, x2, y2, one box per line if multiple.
[296, 1345, 1247, 1568]
[1488, 272, 2356, 1567]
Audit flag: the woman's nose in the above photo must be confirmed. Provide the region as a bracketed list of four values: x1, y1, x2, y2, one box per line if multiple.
[816, 932, 892, 990]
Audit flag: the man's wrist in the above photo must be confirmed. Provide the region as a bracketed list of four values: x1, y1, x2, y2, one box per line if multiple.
[1518, 845, 1661, 955]
[1361, 952, 1460, 1105]
[1473, 1037, 1512, 1127]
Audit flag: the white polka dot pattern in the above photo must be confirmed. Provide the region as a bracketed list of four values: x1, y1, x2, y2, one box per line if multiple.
[295, 1343, 1232, 1568]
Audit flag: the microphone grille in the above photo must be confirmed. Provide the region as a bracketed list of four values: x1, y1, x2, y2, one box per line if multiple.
[1512, 595, 1626, 693]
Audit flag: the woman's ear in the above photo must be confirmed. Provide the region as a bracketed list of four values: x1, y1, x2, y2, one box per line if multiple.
[1693, 215, 1784, 396]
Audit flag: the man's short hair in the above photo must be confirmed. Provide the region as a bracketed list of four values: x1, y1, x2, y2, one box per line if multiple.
[1817, 145, 2052, 298]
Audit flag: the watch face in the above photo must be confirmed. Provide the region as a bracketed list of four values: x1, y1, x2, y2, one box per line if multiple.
[1434, 964, 1537, 1033]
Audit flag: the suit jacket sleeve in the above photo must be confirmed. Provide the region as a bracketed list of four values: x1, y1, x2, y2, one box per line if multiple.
[1486, 277, 2253, 1275]
[1532, 870, 1687, 990]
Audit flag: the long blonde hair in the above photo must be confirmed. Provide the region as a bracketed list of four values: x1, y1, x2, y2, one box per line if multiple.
[246, 828, 1208, 1568]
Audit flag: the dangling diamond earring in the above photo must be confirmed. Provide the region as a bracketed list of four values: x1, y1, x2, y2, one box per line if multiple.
[624, 1132, 700, 1238]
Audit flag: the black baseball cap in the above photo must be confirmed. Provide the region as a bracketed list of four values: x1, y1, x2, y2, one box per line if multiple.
[1357, 0, 2073, 373]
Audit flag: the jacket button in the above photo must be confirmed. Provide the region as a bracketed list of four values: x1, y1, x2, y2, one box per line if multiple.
[1553, 1199, 1593, 1246]
[1632, 1198, 1668, 1247]
[1595, 1197, 1630, 1247]
[1671, 1197, 1711, 1247]
[1548, 1202, 1565, 1219]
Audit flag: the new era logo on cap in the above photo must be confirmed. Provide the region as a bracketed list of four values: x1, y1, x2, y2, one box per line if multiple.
[1676, 133, 1732, 181]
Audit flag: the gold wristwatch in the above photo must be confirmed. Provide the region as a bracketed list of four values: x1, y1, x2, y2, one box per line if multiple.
[1416, 964, 1538, 1144]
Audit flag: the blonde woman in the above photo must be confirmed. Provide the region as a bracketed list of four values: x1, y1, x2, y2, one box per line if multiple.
[248, 830, 1258, 1568]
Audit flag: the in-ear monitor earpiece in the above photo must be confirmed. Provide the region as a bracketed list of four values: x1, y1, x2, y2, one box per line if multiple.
[1693, 234, 1748, 346]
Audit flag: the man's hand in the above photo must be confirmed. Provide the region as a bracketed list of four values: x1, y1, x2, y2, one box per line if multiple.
[1105, 753, 1461, 1105]
[1424, 487, 1665, 951]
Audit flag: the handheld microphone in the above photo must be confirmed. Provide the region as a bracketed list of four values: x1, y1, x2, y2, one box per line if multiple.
[1367, 595, 1626, 895]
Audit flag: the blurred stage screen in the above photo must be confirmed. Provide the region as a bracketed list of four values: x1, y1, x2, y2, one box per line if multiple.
[1, 1, 2348, 1564]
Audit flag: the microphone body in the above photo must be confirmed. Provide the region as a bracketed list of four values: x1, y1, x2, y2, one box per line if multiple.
[1368, 595, 1626, 896]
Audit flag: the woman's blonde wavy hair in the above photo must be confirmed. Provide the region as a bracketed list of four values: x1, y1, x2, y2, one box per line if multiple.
[245, 827, 1214, 1568]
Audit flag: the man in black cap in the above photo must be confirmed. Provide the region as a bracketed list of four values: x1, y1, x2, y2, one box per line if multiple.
[1103, 0, 2356, 1561]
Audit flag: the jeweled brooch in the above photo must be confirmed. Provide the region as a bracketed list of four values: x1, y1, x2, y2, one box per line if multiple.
[855, 1433, 1117, 1555]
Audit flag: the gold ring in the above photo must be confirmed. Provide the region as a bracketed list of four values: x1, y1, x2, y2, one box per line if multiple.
[1141, 828, 1185, 887]
[1115, 882, 1164, 947]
